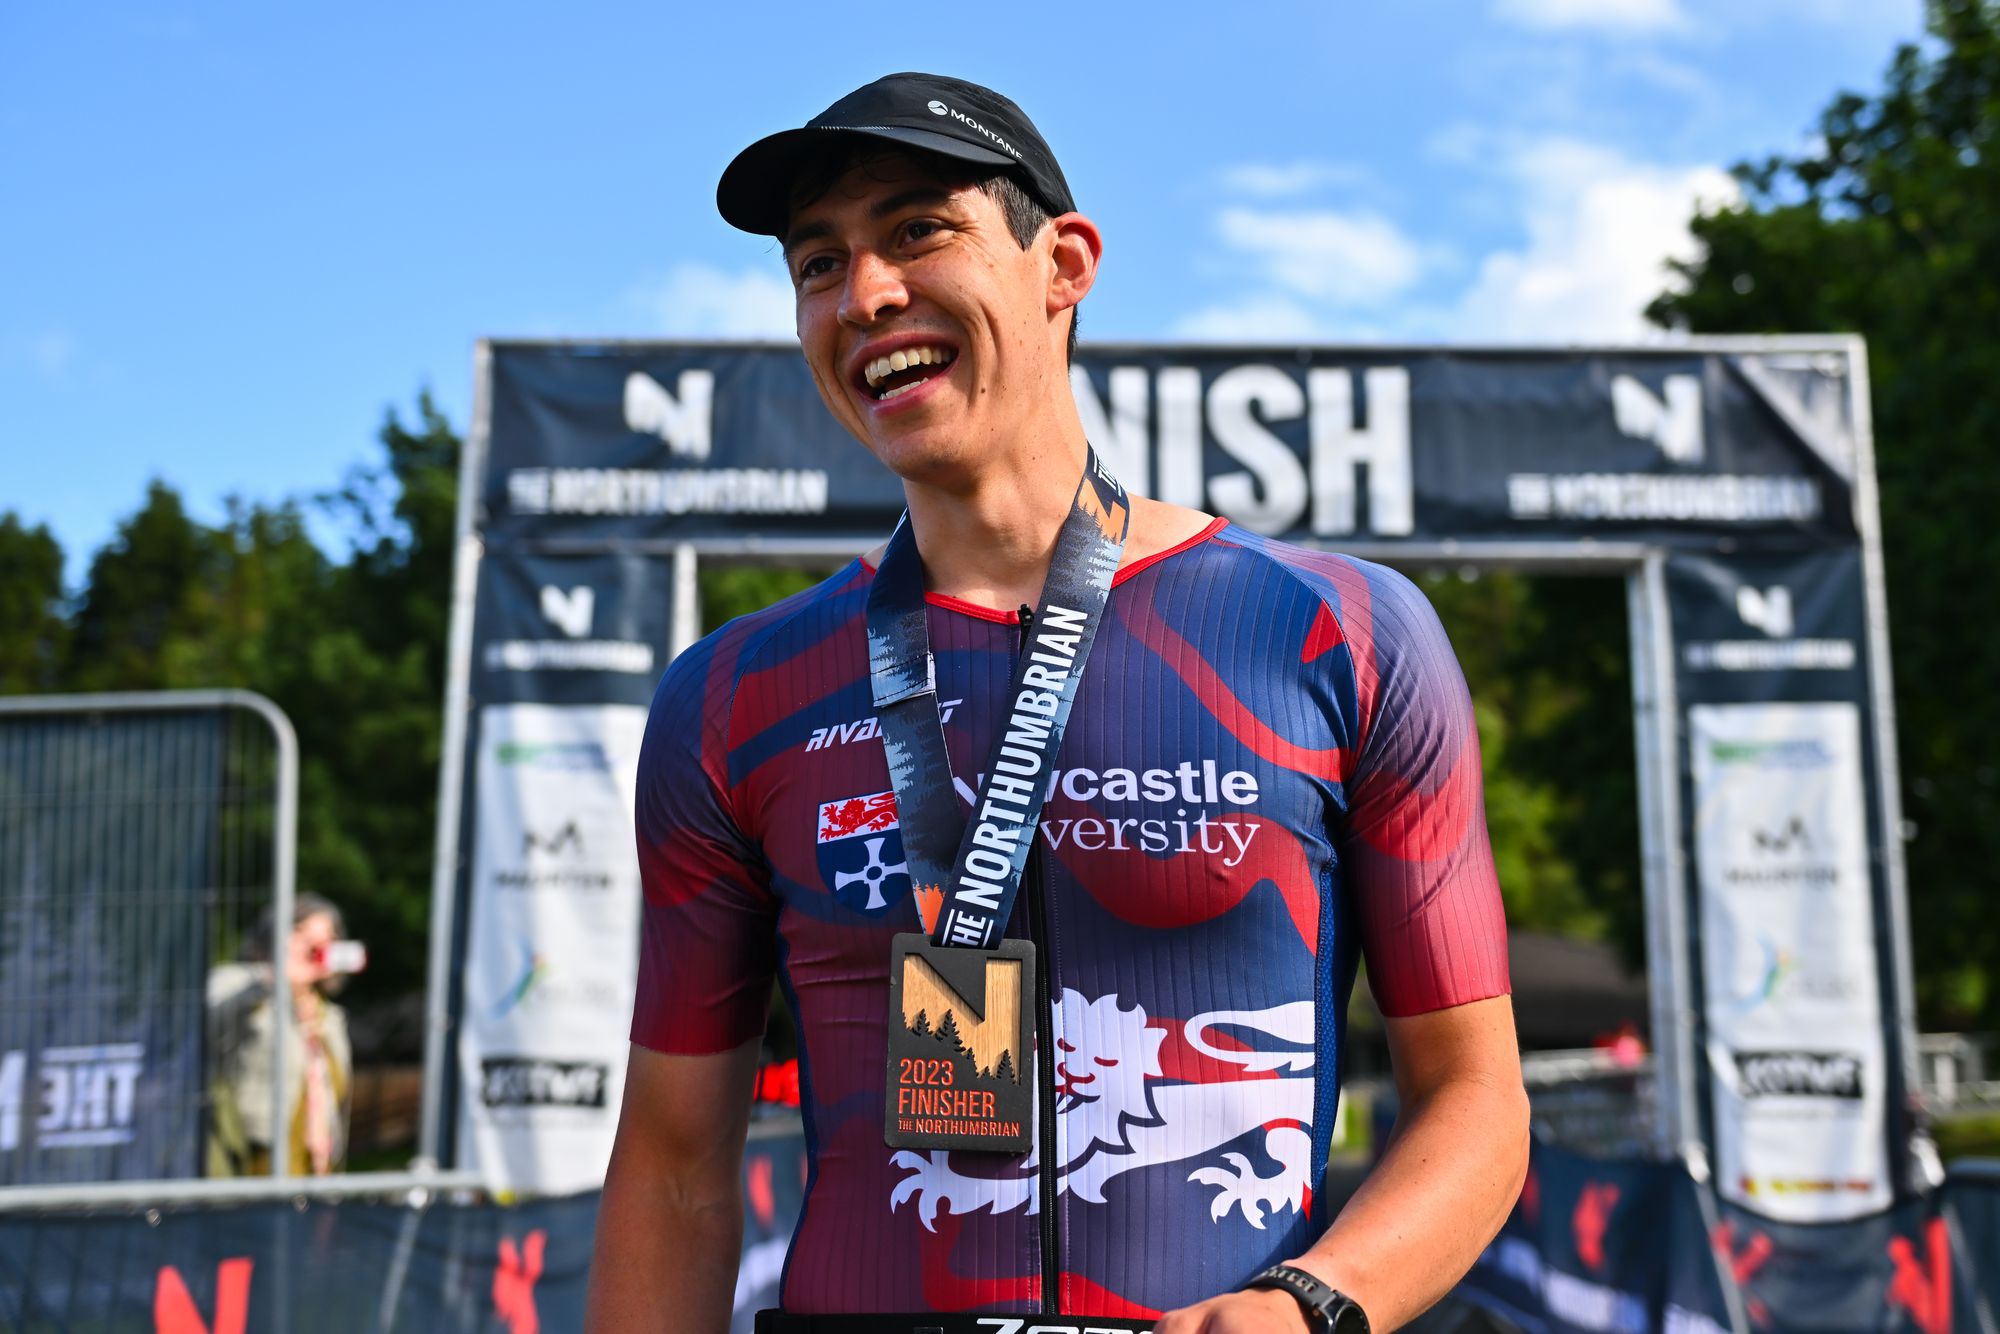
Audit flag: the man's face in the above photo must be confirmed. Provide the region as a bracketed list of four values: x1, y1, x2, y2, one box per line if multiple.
[783, 152, 1059, 482]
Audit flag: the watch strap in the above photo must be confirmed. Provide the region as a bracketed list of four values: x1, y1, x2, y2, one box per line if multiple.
[1243, 1264, 1368, 1334]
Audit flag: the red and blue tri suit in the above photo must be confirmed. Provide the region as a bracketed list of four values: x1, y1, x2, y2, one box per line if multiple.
[632, 517, 1510, 1319]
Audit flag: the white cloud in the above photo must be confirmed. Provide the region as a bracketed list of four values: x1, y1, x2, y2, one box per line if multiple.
[1216, 161, 1373, 199]
[630, 262, 797, 340]
[1445, 137, 1739, 341]
[1494, 0, 1689, 32]
[1172, 295, 1331, 343]
[1214, 206, 1431, 307]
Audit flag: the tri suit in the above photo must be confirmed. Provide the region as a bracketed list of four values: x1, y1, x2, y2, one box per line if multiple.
[632, 517, 1510, 1320]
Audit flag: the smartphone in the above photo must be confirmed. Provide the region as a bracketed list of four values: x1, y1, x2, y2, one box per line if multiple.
[317, 940, 368, 975]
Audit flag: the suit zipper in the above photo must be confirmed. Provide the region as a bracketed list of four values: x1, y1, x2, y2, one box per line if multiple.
[1018, 603, 1060, 1315]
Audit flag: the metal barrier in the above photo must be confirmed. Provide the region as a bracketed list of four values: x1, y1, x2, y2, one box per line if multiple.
[0, 690, 298, 1191]
[1521, 1048, 1661, 1160]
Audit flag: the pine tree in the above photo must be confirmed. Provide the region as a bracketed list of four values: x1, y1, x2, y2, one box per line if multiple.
[995, 1049, 1016, 1084]
[934, 1011, 963, 1053]
[910, 1008, 930, 1038]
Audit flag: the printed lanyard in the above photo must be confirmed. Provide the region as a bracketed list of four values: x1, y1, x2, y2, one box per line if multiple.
[865, 449, 1130, 950]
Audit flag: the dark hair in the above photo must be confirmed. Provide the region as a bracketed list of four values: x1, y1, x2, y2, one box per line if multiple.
[242, 891, 346, 963]
[785, 144, 1079, 364]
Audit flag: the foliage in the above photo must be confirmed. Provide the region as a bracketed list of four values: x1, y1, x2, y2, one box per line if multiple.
[1649, 0, 2000, 1026]
[1932, 1109, 2000, 1163]
[0, 394, 460, 1048]
[0, 515, 68, 693]
[700, 565, 827, 634]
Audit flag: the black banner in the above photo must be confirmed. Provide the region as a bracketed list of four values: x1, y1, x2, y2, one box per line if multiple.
[471, 549, 676, 708]
[481, 343, 1860, 547]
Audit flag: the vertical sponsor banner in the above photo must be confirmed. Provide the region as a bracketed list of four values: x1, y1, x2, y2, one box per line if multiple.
[1669, 547, 1900, 1220]
[452, 549, 674, 1191]
[458, 702, 649, 1192]
[1691, 702, 1889, 1219]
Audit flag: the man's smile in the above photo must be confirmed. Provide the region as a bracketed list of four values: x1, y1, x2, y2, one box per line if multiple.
[862, 343, 957, 399]
[847, 334, 961, 412]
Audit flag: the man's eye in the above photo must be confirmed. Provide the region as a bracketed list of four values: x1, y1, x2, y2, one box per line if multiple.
[902, 219, 941, 244]
[796, 256, 836, 283]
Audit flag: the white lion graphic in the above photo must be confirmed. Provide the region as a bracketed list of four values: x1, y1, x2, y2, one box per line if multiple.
[889, 989, 1315, 1230]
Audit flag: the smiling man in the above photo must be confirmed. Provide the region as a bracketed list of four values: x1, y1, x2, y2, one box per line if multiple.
[586, 74, 1528, 1334]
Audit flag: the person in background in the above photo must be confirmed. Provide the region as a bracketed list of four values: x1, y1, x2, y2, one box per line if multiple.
[205, 892, 363, 1176]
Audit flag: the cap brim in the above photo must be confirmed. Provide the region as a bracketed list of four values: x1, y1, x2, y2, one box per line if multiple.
[716, 125, 1020, 237]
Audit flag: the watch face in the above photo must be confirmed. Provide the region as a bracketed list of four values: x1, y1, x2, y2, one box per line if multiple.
[1331, 1296, 1370, 1334]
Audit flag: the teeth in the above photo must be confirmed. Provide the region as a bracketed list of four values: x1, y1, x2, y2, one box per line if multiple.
[879, 376, 932, 401]
[863, 345, 954, 388]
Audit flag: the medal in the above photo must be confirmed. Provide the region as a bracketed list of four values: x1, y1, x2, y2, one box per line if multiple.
[865, 449, 1129, 1153]
[884, 935, 1035, 1152]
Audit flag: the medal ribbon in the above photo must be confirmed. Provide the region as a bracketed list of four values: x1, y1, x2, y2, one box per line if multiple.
[866, 449, 1130, 950]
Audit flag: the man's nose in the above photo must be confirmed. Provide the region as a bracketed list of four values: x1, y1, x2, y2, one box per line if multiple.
[838, 250, 908, 328]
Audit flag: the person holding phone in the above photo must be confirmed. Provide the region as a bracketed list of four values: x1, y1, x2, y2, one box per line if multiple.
[205, 891, 367, 1176]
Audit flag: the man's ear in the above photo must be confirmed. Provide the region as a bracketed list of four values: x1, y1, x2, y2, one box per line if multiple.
[1046, 213, 1103, 321]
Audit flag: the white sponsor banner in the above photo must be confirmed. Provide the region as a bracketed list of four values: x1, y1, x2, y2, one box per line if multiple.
[1691, 702, 1889, 1220]
[458, 703, 647, 1193]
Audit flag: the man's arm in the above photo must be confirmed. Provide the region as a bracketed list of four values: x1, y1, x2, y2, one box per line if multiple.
[585, 1039, 763, 1334]
[1156, 995, 1528, 1333]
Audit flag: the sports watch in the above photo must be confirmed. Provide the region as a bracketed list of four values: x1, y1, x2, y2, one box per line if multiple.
[1243, 1264, 1370, 1334]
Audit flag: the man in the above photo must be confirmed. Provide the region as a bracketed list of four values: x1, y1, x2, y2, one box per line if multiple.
[589, 74, 1527, 1334]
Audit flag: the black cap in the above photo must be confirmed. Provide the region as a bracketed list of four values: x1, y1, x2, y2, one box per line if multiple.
[716, 72, 1076, 237]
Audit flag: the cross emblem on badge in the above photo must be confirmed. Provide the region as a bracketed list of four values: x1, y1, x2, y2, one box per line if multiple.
[835, 836, 908, 911]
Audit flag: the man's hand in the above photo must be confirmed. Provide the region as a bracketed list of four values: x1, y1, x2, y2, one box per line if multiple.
[1162, 994, 1527, 1334]
[1155, 1287, 1313, 1332]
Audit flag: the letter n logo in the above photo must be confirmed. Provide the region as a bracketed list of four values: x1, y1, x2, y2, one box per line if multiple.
[900, 953, 1021, 1076]
[154, 1258, 252, 1334]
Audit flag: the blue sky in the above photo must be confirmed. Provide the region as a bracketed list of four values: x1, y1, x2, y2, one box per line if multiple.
[2, 0, 1923, 579]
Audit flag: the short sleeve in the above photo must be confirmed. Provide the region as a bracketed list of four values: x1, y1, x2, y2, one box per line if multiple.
[630, 631, 778, 1054]
[1336, 563, 1510, 1017]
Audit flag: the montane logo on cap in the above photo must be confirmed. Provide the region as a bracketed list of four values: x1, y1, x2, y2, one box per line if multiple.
[923, 99, 1022, 159]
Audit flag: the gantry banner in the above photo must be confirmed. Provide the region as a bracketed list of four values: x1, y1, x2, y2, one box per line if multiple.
[479, 342, 1858, 548]
[434, 337, 1911, 1226]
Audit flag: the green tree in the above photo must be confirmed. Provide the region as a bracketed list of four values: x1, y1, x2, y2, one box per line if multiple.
[48, 396, 459, 1036]
[64, 480, 336, 697]
[701, 566, 826, 634]
[67, 481, 216, 689]
[1650, 0, 2000, 1025]
[0, 514, 69, 693]
[296, 393, 461, 1022]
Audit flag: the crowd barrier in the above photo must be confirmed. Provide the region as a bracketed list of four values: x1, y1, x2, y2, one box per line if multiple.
[2, 1133, 1993, 1332]
[1460, 1142, 1995, 1333]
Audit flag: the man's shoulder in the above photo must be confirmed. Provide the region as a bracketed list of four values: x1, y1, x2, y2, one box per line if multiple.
[1200, 525, 1436, 636]
[662, 559, 871, 691]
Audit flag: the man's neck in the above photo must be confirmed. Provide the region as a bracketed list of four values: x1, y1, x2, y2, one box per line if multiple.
[901, 439, 1089, 612]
